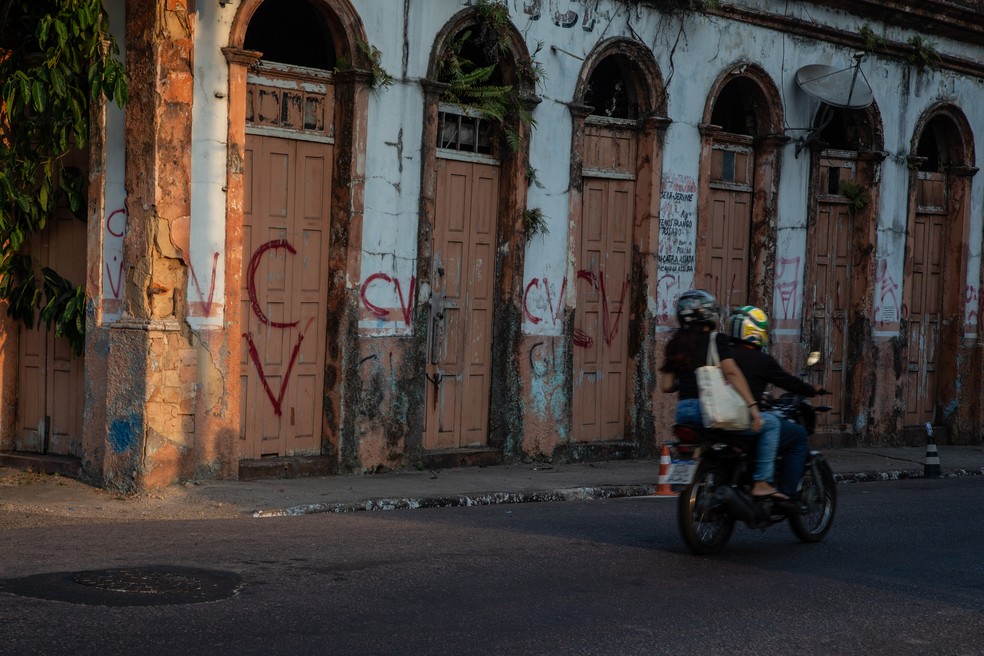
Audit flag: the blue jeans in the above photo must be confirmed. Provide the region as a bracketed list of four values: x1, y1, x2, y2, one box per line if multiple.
[675, 398, 781, 483]
[774, 416, 810, 497]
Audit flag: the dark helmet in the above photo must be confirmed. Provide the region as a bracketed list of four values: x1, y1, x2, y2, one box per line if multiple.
[676, 289, 720, 328]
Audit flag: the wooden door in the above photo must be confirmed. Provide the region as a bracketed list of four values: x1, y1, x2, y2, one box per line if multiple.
[808, 156, 856, 427]
[574, 177, 633, 441]
[904, 171, 946, 424]
[574, 120, 635, 442]
[240, 134, 332, 458]
[17, 155, 87, 456]
[424, 156, 499, 450]
[704, 141, 753, 312]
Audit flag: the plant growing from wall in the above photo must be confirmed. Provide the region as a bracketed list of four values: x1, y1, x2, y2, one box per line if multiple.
[0, 0, 127, 355]
[523, 207, 549, 238]
[839, 180, 870, 219]
[336, 40, 393, 91]
[858, 24, 887, 54]
[439, 0, 545, 152]
[905, 36, 941, 70]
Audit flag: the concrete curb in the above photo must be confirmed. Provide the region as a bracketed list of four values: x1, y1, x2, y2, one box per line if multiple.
[251, 467, 984, 518]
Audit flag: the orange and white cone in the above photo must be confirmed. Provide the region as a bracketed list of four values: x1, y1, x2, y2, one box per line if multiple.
[656, 443, 678, 497]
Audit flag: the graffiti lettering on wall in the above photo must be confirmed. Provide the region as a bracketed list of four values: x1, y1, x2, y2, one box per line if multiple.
[776, 256, 800, 321]
[188, 252, 220, 318]
[574, 269, 629, 348]
[513, 0, 606, 30]
[966, 284, 980, 328]
[360, 273, 417, 326]
[656, 174, 697, 324]
[244, 318, 315, 417]
[523, 276, 567, 326]
[103, 208, 126, 315]
[874, 259, 900, 323]
[528, 337, 568, 439]
[242, 238, 308, 416]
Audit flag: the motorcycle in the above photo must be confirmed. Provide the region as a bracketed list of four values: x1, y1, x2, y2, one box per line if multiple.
[673, 352, 837, 555]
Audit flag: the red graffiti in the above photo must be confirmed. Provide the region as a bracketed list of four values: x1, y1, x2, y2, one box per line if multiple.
[776, 257, 800, 321]
[104, 208, 127, 300]
[188, 252, 220, 317]
[106, 208, 126, 237]
[243, 318, 314, 417]
[248, 239, 299, 328]
[874, 259, 899, 322]
[523, 277, 567, 325]
[576, 269, 630, 347]
[360, 273, 416, 326]
[656, 273, 681, 324]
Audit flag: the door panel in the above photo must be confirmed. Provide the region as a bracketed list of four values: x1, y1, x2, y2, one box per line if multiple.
[809, 158, 856, 427]
[705, 143, 753, 311]
[425, 158, 499, 450]
[241, 134, 332, 458]
[904, 172, 946, 424]
[574, 174, 634, 442]
[17, 152, 86, 456]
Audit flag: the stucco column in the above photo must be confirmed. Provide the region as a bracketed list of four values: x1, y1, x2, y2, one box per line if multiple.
[99, 0, 197, 490]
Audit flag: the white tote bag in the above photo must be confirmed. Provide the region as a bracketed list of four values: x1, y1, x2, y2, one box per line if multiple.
[696, 332, 751, 431]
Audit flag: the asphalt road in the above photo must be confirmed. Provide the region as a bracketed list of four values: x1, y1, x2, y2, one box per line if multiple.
[1, 477, 982, 656]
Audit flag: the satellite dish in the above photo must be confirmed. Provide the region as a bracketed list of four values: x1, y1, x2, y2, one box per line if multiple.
[795, 63, 873, 109]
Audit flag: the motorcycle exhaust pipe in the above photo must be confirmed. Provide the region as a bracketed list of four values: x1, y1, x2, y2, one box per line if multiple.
[713, 486, 760, 523]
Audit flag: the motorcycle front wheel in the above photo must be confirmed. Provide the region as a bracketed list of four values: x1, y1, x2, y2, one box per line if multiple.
[677, 462, 735, 555]
[788, 459, 837, 542]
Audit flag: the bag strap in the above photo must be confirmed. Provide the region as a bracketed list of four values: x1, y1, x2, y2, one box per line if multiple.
[706, 332, 721, 367]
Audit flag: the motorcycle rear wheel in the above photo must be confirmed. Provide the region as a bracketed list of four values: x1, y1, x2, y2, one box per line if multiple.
[788, 459, 837, 542]
[677, 463, 735, 555]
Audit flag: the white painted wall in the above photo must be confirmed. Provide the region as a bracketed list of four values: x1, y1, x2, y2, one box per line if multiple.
[101, 0, 127, 322]
[186, 0, 984, 343]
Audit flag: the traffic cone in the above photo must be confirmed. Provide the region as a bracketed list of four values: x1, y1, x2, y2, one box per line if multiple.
[924, 422, 942, 479]
[656, 443, 678, 496]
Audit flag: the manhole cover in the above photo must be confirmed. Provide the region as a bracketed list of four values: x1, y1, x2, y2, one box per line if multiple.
[0, 566, 242, 606]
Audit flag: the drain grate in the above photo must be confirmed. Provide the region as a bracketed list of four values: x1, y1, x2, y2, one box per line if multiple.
[0, 566, 242, 606]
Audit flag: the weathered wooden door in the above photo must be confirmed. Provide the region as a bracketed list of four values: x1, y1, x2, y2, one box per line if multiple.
[704, 139, 753, 312]
[17, 174, 87, 456]
[903, 171, 946, 424]
[425, 154, 499, 450]
[808, 155, 856, 427]
[574, 120, 635, 441]
[240, 65, 333, 458]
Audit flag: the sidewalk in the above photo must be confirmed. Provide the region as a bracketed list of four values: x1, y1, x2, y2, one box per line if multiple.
[1, 445, 982, 525]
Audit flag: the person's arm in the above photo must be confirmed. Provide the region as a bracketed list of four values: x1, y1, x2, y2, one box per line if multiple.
[763, 355, 818, 395]
[659, 371, 678, 393]
[721, 357, 763, 432]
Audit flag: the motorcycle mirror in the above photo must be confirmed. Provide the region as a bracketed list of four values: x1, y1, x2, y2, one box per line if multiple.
[806, 351, 822, 367]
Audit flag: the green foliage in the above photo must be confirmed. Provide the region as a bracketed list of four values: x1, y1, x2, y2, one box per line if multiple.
[839, 180, 870, 216]
[906, 35, 941, 70]
[523, 207, 549, 238]
[0, 0, 126, 355]
[858, 24, 887, 54]
[439, 4, 545, 153]
[356, 40, 393, 91]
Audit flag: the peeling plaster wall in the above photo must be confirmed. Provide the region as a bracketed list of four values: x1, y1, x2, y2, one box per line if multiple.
[69, 0, 984, 489]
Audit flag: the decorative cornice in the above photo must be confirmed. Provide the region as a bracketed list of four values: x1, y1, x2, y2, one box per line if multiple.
[222, 47, 262, 67]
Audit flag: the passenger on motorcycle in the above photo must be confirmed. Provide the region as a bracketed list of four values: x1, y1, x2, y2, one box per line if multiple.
[658, 290, 785, 500]
[726, 306, 824, 499]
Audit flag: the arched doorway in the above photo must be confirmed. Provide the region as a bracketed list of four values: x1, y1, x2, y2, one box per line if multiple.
[804, 104, 882, 429]
[237, 0, 339, 458]
[569, 40, 666, 446]
[418, 10, 534, 455]
[904, 107, 976, 429]
[698, 66, 785, 315]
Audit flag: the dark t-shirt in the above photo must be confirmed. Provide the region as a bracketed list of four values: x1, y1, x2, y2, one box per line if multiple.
[669, 331, 733, 400]
[729, 343, 816, 403]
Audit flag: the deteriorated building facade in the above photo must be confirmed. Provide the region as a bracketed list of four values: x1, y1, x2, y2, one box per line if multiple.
[3, 0, 984, 488]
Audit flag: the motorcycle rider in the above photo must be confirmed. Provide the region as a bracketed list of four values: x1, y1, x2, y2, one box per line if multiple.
[726, 305, 824, 499]
[659, 290, 786, 500]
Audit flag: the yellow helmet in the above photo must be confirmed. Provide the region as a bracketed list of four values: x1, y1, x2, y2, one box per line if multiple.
[728, 305, 769, 347]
